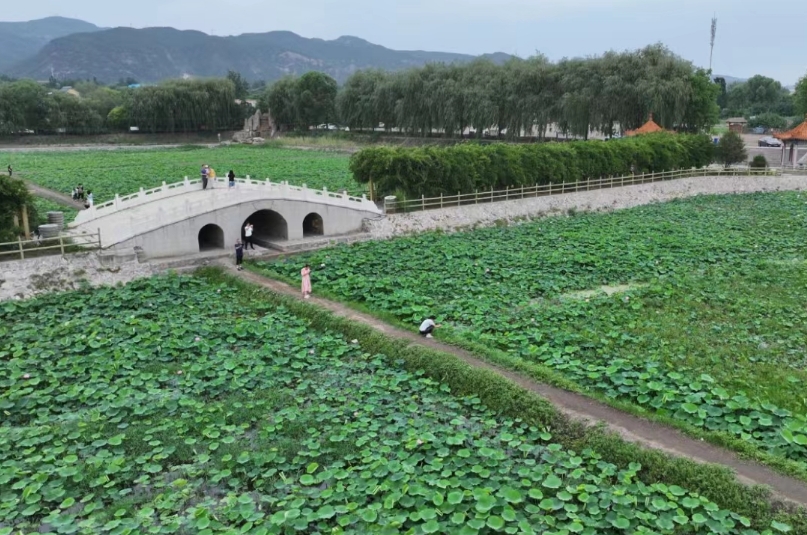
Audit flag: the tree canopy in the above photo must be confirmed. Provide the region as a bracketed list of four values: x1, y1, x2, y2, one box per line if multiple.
[262, 72, 339, 130]
[0, 77, 252, 135]
[0, 175, 34, 242]
[266, 44, 720, 136]
[723, 75, 793, 118]
[795, 73, 807, 118]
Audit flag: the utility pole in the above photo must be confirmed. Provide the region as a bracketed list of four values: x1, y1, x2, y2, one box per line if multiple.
[709, 15, 718, 72]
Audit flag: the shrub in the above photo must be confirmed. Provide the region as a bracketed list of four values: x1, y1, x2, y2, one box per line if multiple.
[750, 154, 768, 168]
[715, 131, 748, 167]
[351, 133, 715, 197]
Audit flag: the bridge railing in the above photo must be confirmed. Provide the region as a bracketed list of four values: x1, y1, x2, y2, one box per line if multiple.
[383, 167, 787, 214]
[73, 176, 377, 225]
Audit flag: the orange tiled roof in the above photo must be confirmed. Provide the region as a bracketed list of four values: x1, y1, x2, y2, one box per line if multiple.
[625, 113, 665, 137]
[774, 115, 807, 142]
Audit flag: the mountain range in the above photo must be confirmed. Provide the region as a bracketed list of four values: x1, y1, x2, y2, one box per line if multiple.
[0, 17, 104, 73]
[2, 17, 512, 84]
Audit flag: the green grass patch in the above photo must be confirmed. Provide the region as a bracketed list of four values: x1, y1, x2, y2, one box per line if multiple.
[2, 144, 362, 204]
[255, 191, 807, 479]
[2, 272, 804, 533]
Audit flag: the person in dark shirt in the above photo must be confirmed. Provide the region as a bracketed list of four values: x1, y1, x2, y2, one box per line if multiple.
[235, 239, 244, 270]
[201, 164, 209, 190]
[228, 170, 236, 188]
[7, 165, 12, 177]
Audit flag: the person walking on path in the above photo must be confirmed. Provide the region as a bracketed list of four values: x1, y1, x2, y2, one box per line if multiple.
[243, 223, 255, 250]
[228, 170, 236, 188]
[419, 316, 441, 338]
[86, 191, 94, 208]
[301, 264, 312, 299]
[201, 164, 209, 190]
[235, 239, 244, 270]
[209, 167, 217, 188]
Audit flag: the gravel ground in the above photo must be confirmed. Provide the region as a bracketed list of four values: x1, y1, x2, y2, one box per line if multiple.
[367, 174, 807, 238]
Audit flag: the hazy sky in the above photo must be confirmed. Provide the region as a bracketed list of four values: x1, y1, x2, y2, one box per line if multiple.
[6, 0, 806, 85]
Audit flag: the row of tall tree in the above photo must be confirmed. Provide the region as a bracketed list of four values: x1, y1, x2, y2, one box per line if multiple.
[0, 72, 252, 135]
[265, 44, 720, 138]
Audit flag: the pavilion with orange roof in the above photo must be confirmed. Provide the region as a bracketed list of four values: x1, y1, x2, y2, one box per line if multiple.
[625, 113, 666, 137]
[774, 114, 807, 167]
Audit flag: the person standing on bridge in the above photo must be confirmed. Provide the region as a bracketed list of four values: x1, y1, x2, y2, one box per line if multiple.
[301, 264, 312, 299]
[201, 164, 209, 190]
[243, 223, 255, 250]
[228, 170, 236, 188]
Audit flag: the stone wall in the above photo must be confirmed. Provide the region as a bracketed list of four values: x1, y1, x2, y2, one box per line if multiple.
[365, 175, 807, 239]
[0, 252, 158, 302]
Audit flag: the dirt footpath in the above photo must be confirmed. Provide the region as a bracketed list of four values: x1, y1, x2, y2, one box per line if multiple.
[234, 267, 807, 506]
[24, 180, 85, 210]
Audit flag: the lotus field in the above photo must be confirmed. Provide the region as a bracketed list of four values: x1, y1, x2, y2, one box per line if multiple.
[2, 145, 358, 213]
[4, 275, 793, 534]
[258, 191, 807, 477]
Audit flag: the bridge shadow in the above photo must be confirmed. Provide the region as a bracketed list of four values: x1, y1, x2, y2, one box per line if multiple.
[244, 209, 288, 246]
[303, 212, 324, 237]
[198, 224, 225, 251]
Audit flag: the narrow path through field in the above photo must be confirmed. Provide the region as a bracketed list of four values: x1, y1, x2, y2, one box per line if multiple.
[232, 266, 807, 506]
[23, 179, 85, 210]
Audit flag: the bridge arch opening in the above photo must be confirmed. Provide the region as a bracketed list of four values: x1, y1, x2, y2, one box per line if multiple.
[244, 210, 288, 244]
[198, 224, 225, 251]
[303, 212, 324, 236]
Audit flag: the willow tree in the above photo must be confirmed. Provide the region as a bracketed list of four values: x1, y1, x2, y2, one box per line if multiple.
[127, 79, 241, 133]
[334, 43, 721, 138]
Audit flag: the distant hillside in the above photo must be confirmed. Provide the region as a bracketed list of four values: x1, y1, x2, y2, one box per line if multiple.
[6, 26, 512, 84]
[0, 17, 102, 73]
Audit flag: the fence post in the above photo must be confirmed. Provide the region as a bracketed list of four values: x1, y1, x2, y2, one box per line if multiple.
[521, 185, 525, 198]
[475, 190, 478, 204]
[422, 195, 425, 211]
[549, 182, 552, 195]
[506, 186, 509, 201]
[561, 180, 565, 194]
[440, 193, 443, 209]
[59, 234, 65, 257]
[458, 191, 461, 207]
[18, 235, 24, 260]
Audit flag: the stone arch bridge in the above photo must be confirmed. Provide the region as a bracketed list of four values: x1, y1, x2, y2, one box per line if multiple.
[69, 177, 383, 259]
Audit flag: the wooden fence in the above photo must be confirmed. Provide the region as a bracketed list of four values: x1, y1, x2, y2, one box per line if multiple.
[0, 230, 102, 262]
[384, 167, 784, 214]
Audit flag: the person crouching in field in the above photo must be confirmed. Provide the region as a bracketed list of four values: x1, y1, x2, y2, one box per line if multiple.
[419, 316, 440, 338]
[235, 239, 244, 270]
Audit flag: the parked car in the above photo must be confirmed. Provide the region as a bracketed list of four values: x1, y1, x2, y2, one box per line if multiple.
[316, 124, 339, 131]
[758, 136, 783, 148]
[751, 126, 765, 135]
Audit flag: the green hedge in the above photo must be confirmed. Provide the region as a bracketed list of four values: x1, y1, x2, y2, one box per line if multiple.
[350, 133, 715, 198]
[198, 267, 806, 532]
